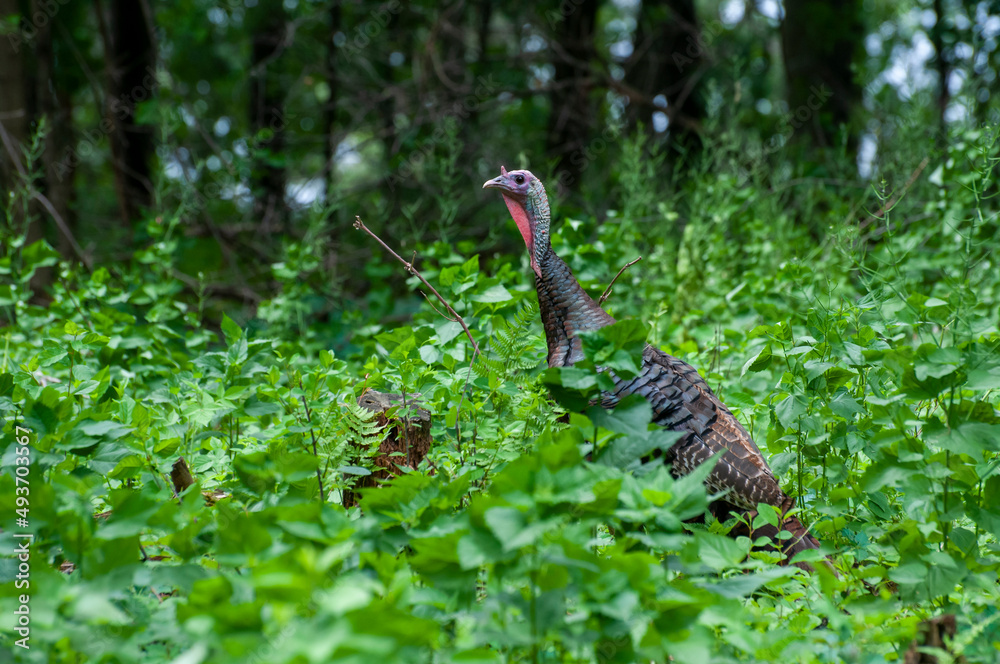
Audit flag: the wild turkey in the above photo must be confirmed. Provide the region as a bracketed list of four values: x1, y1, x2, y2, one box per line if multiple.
[483, 166, 826, 569]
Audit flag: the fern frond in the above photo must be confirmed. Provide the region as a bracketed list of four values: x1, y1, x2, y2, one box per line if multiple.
[475, 301, 543, 381]
[344, 400, 387, 457]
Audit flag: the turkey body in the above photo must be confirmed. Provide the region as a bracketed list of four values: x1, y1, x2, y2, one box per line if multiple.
[603, 345, 785, 511]
[537, 247, 786, 509]
[484, 168, 825, 567]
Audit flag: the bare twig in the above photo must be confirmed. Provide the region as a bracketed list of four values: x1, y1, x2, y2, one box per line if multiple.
[420, 291, 458, 322]
[353, 216, 480, 358]
[599, 256, 642, 306]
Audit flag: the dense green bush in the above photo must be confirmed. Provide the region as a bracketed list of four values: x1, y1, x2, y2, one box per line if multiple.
[2, 124, 999, 662]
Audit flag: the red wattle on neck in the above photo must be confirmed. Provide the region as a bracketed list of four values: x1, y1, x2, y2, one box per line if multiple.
[502, 194, 540, 275]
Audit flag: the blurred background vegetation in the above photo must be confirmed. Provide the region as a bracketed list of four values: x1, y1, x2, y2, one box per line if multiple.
[2, 0, 997, 333]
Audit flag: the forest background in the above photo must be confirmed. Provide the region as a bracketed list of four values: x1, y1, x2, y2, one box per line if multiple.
[1, 0, 999, 662]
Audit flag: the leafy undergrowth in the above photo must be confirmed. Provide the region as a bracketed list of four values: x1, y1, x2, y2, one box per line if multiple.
[2, 127, 1000, 663]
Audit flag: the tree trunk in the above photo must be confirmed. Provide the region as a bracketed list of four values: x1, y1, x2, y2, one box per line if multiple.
[34, 0, 76, 261]
[323, 0, 341, 201]
[376, 4, 401, 160]
[108, 0, 156, 225]
[625, 0, 705, 155]
[475, 2, 492, 70]
[547, 0, 600, 193]
[248, 0, 288, 233]
[437, 1, 468, 92]
[0, 0, 53, 307]
[930, 0, 950, 145]
[780, 0, 862, 150]
[0, 0, 28, 206]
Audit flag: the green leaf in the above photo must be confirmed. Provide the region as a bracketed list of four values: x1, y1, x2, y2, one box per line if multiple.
[724, 391, 757, 409]
[435, 320, 463, 344]
[924, 551, 966, 597]
[597, 429, 681, 469]
[774, 394, 806, 429]
[966, 366, 1000, 391]
[419, 345, 443, 364]
[580, 319, 648, 377]
[587, 394, 652, 436]
[752, 503, 780, 530]
[457, 530, 503, 569]
[928, 422, 1000, 455]
[78, 419, 133, 439]
[37, 342, 68, 367]
[221, 314, 243, 345]
[693, 531, 747, 571]
[541, 367, 598, 410]
[553, 366, 597, 390]
[484, 507, 524, 544]
[472, 284, 512, 303]
[866, 491, 893, 519]
[244, 396, 282, 417]
[704, 567, 795, 599]
[889, 562, 927, 585]
[742, 345, 772, 375]
[21, 240, 60, 276]
[227, 336, 248, 365]
[828, 391, 864, 419]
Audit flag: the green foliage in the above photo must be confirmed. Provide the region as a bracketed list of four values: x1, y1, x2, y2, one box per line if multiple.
[2, 122, 1000, 663]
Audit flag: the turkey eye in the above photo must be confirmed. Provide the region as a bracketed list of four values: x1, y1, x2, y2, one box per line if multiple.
[514, 174, 525, 184]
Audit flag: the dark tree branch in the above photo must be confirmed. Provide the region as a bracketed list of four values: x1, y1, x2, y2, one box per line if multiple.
[353, 216, 480, 358]
[599, 257, 642, 305]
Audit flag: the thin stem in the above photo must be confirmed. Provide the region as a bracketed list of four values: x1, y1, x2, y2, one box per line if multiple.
[354, 216, 480, 358]
[453, 353, 476, 464]
[598, 256, 642, 306]
[298, 390, 326, 503]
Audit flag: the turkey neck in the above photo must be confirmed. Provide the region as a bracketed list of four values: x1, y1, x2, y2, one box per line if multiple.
[534, 246, 616, 368]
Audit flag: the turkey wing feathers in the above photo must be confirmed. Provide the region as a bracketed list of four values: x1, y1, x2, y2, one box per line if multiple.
[602, 345, 785, 511]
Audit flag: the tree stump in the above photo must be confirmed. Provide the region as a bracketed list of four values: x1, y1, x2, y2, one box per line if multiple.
[342, 390, 432, 508]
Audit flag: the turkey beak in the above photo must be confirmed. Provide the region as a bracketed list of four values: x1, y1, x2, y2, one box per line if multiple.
[482, 175, 505, 190]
